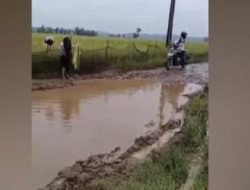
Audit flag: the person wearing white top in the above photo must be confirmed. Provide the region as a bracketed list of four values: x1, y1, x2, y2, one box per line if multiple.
[173, 31, 188, 69]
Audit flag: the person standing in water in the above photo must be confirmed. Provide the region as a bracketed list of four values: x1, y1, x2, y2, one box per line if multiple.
[59, 36, 72, 79]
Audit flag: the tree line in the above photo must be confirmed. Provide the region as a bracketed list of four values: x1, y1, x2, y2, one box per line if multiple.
[33, 25, 143, 39]
[33, 25, 98, 36]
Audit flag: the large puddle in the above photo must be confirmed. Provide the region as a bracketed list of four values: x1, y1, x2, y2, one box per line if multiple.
[32, 79, 187, 189]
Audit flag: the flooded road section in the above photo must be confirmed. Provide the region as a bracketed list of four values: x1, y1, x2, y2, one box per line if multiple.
[32, 79, 187, 189]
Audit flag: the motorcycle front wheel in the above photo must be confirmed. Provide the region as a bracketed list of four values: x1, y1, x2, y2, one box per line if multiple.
[165, 57, 172, 70]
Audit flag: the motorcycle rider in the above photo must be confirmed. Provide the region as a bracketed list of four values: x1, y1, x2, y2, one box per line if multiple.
[173, 31, 188, 69]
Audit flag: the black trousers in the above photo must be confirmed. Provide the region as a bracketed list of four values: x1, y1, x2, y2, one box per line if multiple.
[60, 55, 71, 73]
[173, 51, 185, 67]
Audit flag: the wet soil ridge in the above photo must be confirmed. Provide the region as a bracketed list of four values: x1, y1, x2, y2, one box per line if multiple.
[38, 83, 206, 190]
[38, 118, 183, 190]
[33, 63, 208, 91]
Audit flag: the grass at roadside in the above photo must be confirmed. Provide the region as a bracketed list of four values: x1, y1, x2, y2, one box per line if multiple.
[193, 141, 208, 190]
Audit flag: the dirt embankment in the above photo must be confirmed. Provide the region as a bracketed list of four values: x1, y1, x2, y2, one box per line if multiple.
[33, 63, 208, 91]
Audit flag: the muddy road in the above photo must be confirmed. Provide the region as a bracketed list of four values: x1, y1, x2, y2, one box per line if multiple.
[33, 63, 208, 190]
[32, 63, 208, 91]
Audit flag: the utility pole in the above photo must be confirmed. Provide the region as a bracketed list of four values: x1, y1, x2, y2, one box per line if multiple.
[166, 0, 176, 48]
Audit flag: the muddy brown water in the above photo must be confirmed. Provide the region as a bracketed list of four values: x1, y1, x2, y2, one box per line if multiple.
[32, 79, 188, 189]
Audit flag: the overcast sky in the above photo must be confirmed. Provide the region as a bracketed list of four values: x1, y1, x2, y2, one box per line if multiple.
[32, 0, 208, 37]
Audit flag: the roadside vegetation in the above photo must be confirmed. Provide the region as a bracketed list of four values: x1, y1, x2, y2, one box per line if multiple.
[32, 33, 208, 78]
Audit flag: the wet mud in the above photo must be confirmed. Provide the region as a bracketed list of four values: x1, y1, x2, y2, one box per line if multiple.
[32, 63, 208, 91]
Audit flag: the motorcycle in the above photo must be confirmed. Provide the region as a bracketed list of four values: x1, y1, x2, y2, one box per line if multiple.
[165, 44, 191, 70]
